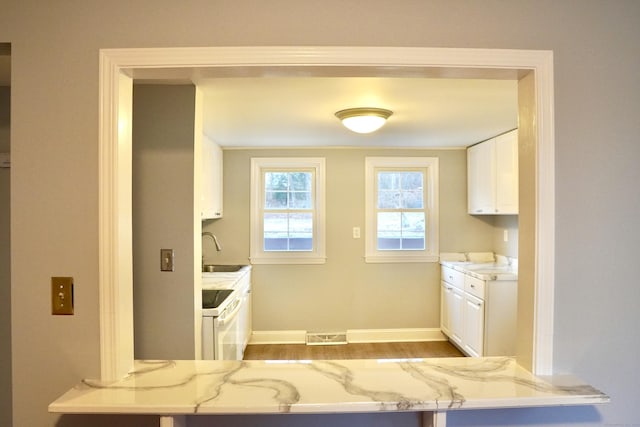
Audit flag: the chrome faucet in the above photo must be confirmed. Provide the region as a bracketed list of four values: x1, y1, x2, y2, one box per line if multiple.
[202, 232, 222, 251]
[202, 232, 222, 271]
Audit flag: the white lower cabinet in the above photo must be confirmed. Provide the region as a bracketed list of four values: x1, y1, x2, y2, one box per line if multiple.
[440, 282, 451, 337]
[440, 267, 465, 347]
[440, 282, 463, 343]
[441, 265, 517, 357]
[462, 292, 484, 357]
[236, 271, 252, 355]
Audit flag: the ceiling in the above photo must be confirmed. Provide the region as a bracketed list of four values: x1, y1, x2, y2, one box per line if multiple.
[197, 76, 518, 148]
[197, 77, 518, 148]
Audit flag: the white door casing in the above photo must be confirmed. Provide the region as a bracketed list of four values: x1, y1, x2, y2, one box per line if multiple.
[99, 46, 555, 381]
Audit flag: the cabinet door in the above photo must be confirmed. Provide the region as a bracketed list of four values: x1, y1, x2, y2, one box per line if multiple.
[440, 282, 452, 337]
[495, 130, 518, 213]
[467, 139, 496, 214]
[449, 287, 465, 346]
[463, 293, 485, 357]
[201, 137, 223, 219]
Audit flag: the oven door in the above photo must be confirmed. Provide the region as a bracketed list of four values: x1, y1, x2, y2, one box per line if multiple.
[214, 297, 243, 360]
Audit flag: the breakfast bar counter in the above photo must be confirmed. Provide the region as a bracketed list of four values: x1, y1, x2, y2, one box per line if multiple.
[49, 357, 608, 426]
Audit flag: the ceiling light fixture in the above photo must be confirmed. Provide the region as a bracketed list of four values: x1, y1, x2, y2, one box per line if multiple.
[335, 107, 393, 134]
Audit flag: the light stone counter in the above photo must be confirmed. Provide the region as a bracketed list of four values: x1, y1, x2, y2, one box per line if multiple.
[201, 265, 251, 290]
[49, 357, 608, 424]
[441, 252, 518, 281]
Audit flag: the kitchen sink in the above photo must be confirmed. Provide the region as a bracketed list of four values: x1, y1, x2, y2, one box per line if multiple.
[203, 264, 245, 273]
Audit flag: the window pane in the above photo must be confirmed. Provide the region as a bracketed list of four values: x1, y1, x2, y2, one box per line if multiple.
[265, 191, 289, 209]
[290, 191, 312, 209]
[401, 212, 425, 250]
[377, 234, 401, 250]
[289, 213, 313, 250]
[263, 212, 313, 251]
[378, 172, 398, 209]
[402, 190, 423, 209]
[378, 171, 424, 209]
[265, 172, 289, 191]
[265, 171, 313, 210]
[378, 212, 401, 232]
[264, 213, 288, 233]
[378, 172, 399, 190]
[289, 172, 312, 191]
[401, 172, 423, 208]
[376, 212, 426, 251]
[377, 212, 401, 250]
[401, 172, 423, 190]
[378, 189, 400, 209]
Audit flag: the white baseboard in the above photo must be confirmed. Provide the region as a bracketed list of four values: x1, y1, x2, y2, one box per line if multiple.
[347, 328, 446, 343]
[250, 330, 307, 345]
[249, 328, 446, 345]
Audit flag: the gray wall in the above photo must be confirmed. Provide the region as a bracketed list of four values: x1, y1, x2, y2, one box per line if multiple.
[0, 85, 12, 427]
[132, 85, 196, 360]
[2, 1, 639, 426]
[204, 148, 496, 332]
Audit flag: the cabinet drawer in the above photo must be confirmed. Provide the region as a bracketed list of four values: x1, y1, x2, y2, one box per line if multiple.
[441, 266, 464, 289]
[465, 274, 486, 299]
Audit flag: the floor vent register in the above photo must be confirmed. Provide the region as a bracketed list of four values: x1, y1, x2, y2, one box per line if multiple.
[305, 332, 348, 346]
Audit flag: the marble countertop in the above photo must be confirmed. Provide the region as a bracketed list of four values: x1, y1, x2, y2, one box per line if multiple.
[442, 261, 518, 281]
[441, 253, 518, 281]
[202, 265, 251, 290]
[49, 357, 608, 415]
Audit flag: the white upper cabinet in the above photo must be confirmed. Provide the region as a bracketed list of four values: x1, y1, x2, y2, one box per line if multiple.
[467, 137, 496, 214]
[494, 130, 519, 213]
[201, 136, 223, 219]
[467, 129, 518, 215]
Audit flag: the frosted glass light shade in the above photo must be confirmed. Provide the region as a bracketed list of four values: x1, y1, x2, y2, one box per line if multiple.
[335, 108, 393, 134]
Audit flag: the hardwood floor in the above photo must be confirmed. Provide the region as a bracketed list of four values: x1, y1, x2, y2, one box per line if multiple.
[243, 341, 464, 360]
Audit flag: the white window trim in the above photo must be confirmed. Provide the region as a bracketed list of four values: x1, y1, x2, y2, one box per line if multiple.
[365, 157, 439, 263]
[250, 157, 326, 264]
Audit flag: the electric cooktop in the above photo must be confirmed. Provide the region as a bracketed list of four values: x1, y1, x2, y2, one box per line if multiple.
[202, 289, 233, 309]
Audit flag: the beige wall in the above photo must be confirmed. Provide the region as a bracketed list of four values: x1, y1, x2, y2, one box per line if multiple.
[204, 148, 496, 332]
[492, 215, 518, 257]
[515, 71, 537, 371]
[2, 1, 640, 426]
[132, 85, 197, 359]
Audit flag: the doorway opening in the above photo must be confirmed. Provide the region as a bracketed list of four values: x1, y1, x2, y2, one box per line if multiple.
[98, 46, 555, 381]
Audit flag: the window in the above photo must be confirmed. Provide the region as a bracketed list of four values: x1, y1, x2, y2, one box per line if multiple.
[365, 157, 439, 263]
[250, 158, 326, 264]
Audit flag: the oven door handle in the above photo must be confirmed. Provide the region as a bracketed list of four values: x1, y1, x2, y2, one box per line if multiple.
[218, 298, 242, 326]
